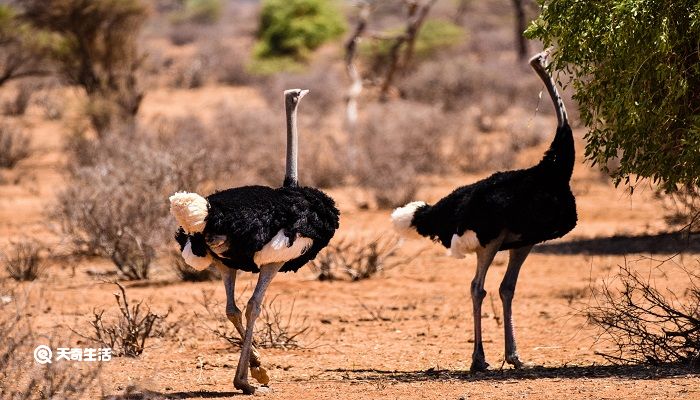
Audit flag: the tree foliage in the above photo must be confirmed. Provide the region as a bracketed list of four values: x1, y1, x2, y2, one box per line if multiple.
[526, 0, 700, 191]
[255, 0, 346, 60]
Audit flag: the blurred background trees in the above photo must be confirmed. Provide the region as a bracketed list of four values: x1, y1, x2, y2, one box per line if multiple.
[20, 0, 148, 136]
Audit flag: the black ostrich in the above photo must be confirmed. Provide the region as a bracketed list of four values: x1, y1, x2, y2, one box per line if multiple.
[169, 89, 339, 394]
[391, 50, 577, 372]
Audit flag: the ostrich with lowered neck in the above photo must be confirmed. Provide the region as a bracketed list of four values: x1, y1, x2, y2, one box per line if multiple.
[169, 89, 339, 394]
[392, 50, 577, 371]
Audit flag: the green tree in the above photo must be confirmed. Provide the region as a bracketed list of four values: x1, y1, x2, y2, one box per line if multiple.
[526, 0, 700, 191]
[255, 0, 346, 60]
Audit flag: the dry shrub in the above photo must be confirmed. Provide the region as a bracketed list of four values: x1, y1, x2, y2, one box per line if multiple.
[310, 233, 411, 281]
[255, 295, 314, 349]
[168, 23, 200, 46]
[171, 56, 208, 89]
[356, 100, 451, 207]
[0, 284, 101, 398]
[209, 105, 284, 186]
[56, 131, 211, 280]
[171, 41, 257, 88]
[400, 57, 542, 117]
[197, 289, 314, 349]
[0, 123, 31, 168]
[297, 133, 348, 188]
[358, 100, 450, 174]
[35, 91, 64, 120]
[452, 129, 516, 173]
[3, 81, 35, 116]
[209, 43, 257, 86]
[259, 64, 344, 117]
[75, 282, 168, 357]
[1, 239, 45, 281]
[216, 55, 255, 86]
[209, 104, 346, 189]
[588, 261, 700, 368]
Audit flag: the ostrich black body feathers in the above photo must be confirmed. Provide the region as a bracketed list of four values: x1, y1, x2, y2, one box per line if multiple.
[176, 185, 339, 273]
[411, 124, 577, 251]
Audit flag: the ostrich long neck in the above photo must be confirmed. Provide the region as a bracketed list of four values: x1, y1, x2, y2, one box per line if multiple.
[531, 51, 574, 182]
[284, 98, 299, 187]
[530, 53, 568, 128]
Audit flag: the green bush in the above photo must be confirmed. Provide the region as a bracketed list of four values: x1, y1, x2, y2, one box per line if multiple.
[526, 0, 700, 191]
[255, 0, 346, 60]
[407, 19, 464, 60]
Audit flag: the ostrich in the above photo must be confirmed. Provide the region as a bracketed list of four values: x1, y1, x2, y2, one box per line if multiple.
[391, 50, 577, 372]
[169, 89, 339, 394]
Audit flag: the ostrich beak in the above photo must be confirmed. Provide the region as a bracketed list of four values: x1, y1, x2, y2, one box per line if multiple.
[299, 89, 310, 99]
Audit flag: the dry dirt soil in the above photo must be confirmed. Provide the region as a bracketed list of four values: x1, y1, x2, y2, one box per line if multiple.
[1, 88, 699, 400]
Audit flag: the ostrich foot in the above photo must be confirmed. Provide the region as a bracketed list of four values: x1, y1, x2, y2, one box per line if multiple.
[234, 378, 256, 395]
[505, 353, 524, 368]
[251, 366, 270, 385]
[470, 359, 489, 372]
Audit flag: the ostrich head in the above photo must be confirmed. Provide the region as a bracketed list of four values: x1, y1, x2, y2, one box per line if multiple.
[283, 89, 309, 187]
[284, 88, 309, 108]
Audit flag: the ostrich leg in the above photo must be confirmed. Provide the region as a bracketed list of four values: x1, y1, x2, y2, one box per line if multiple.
[470, 233, 505, 372]
[215, 262, 269, 384]
[499, 245, 532, 368]
[233, 263, 282, 394]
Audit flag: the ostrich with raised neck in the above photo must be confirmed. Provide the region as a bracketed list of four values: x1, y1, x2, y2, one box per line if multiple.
[169, 89, 339, 394]
[392, 50, 577, 371]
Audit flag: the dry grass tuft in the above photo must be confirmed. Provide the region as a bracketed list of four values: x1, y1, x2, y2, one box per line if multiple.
[75, 282, 168, 357]
[3, 82, 35, 116]
[1, 239, 45, 281]
[0, 123, 31, 169]
[310, 233, 415, 281]
[197, 289, 314, 349]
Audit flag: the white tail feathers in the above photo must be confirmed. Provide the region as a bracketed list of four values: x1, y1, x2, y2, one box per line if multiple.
[391, 201, 426, 236]
[169, 192, 209, 233]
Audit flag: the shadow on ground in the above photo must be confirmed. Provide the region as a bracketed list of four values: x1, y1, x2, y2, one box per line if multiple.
[534, 232, 700, 255]
[104, 390, 243, 399]
[326, 364, 699, 383]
